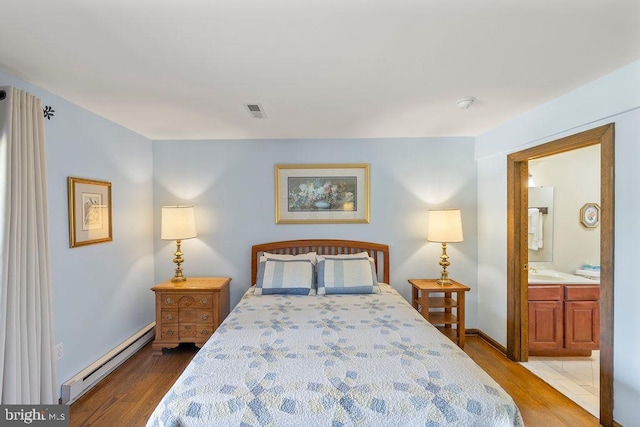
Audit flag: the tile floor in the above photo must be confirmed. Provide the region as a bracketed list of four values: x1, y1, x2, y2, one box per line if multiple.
[520, 351, 600, 417]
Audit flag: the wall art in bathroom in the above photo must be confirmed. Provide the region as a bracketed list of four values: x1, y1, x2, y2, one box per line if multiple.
[580, 202, 600, 228]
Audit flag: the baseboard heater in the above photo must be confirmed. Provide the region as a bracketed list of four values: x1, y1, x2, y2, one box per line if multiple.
[61, 321, 155, 404]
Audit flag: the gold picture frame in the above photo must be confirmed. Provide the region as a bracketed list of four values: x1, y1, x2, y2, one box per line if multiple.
[579, 202, 600, 228]
[68, 177, 113, 247]
[275, 163, 370, 224]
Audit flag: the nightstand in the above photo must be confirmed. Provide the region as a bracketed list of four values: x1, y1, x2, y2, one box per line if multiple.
[151, 277, 231, 354]
[408, 279, 470, 348]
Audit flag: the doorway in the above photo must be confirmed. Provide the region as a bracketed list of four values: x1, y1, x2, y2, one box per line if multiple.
[505, 124, 614, 426]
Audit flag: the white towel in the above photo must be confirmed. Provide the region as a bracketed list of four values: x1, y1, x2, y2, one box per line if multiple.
[528, 208, 539, 234]
[528, 208, 542, 250]
[535, 212, 544, 249]
[536, 214, 544, 249]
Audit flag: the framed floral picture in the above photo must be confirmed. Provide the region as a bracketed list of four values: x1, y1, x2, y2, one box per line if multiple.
[68, 177, 113, 247]
[275, 164, 370, 224]
[580, 202, 600, 228]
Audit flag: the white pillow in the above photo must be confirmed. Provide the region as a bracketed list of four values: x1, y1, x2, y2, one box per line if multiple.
[316, 255, 379, 295]
[262, 252, 318, 265]
[320, 251, 370, 260]
[255, 258, 316, 295]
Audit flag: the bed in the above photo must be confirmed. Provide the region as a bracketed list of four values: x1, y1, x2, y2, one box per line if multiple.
[147, 239, 524, 426]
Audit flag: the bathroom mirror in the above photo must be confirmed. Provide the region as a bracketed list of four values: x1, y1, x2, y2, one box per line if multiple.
[528, 186, 554, 262]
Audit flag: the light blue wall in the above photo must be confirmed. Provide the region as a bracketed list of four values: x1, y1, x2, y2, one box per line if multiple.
[4, 57, 637, 422]
[153, 138, 479, 323]
[475, 60, 640, 425]
[0, 70, 155, 395]
[2, 67, 481, 400]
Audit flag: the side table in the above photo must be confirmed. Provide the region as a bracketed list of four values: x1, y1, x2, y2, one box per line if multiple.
[408, 278, 470, 348]
[151, 277, 231, 354]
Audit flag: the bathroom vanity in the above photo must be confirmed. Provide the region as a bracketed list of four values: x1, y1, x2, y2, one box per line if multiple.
[528, 270, 600, 356]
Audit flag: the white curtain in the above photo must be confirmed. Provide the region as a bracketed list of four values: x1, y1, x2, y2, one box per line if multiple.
[0, 86, 57, 404]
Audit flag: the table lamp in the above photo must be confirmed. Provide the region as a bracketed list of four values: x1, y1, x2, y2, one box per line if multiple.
[427, 209, 464, 286]
[161, 206, 197, 285]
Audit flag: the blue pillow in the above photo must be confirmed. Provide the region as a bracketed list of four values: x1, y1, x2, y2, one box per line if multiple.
[317, 256, 379, 295]
[255, 258, 316, 295]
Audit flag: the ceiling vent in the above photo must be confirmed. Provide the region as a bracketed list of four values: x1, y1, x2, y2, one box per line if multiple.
[456, 96, 476, 109]
[246, 104, 266, 119]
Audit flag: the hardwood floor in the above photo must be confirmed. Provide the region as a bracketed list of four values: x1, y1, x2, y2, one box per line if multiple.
[69, 343, 197, 427]
[69, 336, 600, 426]
[463, 335, 599, 426]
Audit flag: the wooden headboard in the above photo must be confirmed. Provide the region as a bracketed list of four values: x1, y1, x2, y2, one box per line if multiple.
[251, 239, 390, 285]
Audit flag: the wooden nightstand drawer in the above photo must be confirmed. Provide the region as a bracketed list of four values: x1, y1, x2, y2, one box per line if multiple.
[179, 324, 196, 338]
[159, 325, 178, 339]
[196, 309, 214, 323]
[160, 310, 178, 323]
[196, 327, 213, 339]
[176, 294, 213, 309]
[152, 277, 231, 355]
[160, 294, 179, 308]
[180, 308, 196, 322]
[196, 296, 214, 308]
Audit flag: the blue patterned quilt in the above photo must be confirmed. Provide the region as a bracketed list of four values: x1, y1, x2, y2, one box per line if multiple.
[147, 284, 524, 426]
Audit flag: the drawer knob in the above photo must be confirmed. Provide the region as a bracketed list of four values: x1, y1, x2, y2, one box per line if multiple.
[165, 298, 174, 305]
[200, 330, 210, 335]
[200, 314, 209, 320]
[199, 298, 209, 305]
[164, 314, 174, 320]
[164, 330, 174, 336]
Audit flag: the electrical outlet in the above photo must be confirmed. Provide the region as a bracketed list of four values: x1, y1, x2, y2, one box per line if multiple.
[55, 343, 63, 361]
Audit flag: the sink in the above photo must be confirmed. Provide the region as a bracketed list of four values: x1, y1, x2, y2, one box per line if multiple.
[528, 269, 599, 284]
[529, 270, 565, 282]
[529, 274, 564, 282]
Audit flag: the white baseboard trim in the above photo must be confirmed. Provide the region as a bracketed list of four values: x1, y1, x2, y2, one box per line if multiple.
[60, 321, 155, 404]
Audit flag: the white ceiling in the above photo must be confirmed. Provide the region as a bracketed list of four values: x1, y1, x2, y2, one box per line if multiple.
[1, 0, 639, 140]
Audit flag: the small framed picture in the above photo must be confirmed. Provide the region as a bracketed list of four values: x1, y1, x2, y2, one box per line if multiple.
[275, 163, 370, 224]
[68, 177, 113, 247]
[580, 203, 600, 228]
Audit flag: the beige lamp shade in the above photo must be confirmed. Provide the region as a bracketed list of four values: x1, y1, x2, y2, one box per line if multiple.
[161, 206, 197, 240]
[427, 209, 464, 243]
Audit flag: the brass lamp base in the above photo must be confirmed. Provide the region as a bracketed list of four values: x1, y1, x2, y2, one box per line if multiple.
[171, 275, 186, 286]
[437, 242, 453, 286]
[170, 239, 187, 287]
[437, 277, 452, 286]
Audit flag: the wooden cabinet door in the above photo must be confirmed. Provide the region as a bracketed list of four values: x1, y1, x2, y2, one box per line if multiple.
[529, 301, 563, 350]
[565, 301, 599, 349]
